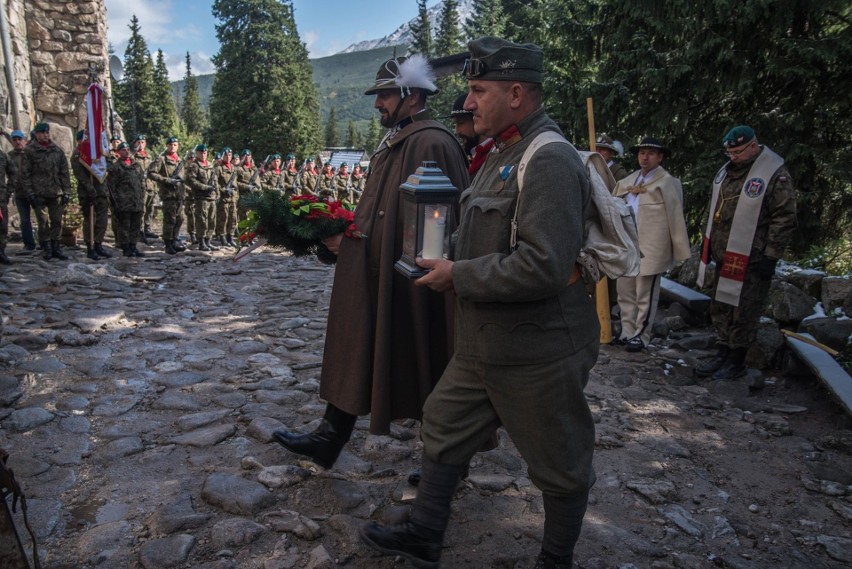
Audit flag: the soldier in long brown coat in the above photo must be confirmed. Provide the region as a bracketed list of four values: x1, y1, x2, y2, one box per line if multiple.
[273, 55, 469, 469]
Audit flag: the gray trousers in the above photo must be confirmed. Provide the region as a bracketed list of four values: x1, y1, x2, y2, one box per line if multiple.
[421, 341, 598, 497]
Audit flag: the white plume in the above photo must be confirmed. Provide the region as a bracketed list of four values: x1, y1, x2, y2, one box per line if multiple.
[396, 54, 437, 94]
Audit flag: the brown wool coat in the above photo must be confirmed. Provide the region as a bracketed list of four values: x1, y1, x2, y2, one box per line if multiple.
[319, 115, 469, 434]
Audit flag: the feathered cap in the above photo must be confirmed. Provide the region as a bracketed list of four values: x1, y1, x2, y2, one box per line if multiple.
[364, 54, 438, 97]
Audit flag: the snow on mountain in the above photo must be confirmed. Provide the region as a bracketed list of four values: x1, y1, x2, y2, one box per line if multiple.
[339, 0, 476, 54]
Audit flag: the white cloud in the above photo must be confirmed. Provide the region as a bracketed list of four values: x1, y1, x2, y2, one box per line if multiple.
[304, 30, 347, 59]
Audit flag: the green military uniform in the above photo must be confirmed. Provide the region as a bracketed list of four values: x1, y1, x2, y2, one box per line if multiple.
[183, 157, 197, 243]
[261, 167, 284, 193]
[235, 152, 261, 222]
[331, 164, 349, 201]
[317, 168, 335, 199]
[0, 150, 16, 263]
[214, 158, 239, 247]
[281, 154, 299, 195]
[107, 150, 146, 257]
[71, 141, 111, 260]
[185, 150, 218, 251]
[298, 161, 319, 195]
[349, 167, 366, 203]
[133, 143, 158, 242]
[8, 137, 35, 251]
[22, 124, 72, 260]
[148, 144, 186, 254]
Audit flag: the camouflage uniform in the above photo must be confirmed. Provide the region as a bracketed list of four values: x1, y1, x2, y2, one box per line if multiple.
[349, 170, 366, 203]
[8, 146, 35, 250]
[214, 161, 239, 246]
[22, 139, 72, 258]
[281, 166, 299, 195]
[707, 148, 797, 351]
[235, 161, 261, 222]
[317, 170, 335, 199]
[298, 164, 319, 195]
[183, 157, 197, 242]
[185, 158, 218, 249]
[134, 148, 158, 240]
[331, 170, 349, 201]
[0, 151, 16, 263]
[71, 148, 111, 259]
[107, 157, 146, 256]
[148, 151, 186, 252]
[261, 168, 284, 193]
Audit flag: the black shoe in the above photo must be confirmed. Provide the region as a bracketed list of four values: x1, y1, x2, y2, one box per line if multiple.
[0, 251, 11, 265]
[190, 233, 198, 244]
[24, 243, 36, 251]
[131, 244, 145, 258]
[95, 243, 112, 258]
[86, 244, 100, 260]
[144, 226, 158, 238]
[164, 241, 177, 255]
[51, 241, 68, 260]
[610, 337, 627, 346]
[226, 235, 238, 248]
[696, 346, 730, 377]
[139, 234, 151, 245]
[359, 521, 441, 569]
[272, 419, 346, 469]
[712, 361, 747, 381]
[41, 241, 52, 260]
[533, 550, 573, 569]
[122, 244, 133, 257]
[625, 337, 644, 352]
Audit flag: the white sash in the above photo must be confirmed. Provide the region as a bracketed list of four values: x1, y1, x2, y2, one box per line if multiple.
[697, 147, 784, 307]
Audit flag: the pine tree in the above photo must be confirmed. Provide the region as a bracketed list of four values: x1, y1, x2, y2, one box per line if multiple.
[114, 15, 157, 140]
[180, 53, 207, 136]
[324, 107, 340, 147]
[409, 0, 433, 58]
[432, 0, 466, 126]
[209, 0, 321, 159]
[148, 49, 179, 147]
[345, 120, 363, 148]
[464, 0, 508, 40]
[366, 115, 383, 153]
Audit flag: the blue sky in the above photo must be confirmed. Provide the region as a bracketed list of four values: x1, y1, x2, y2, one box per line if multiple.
[105, 0, 440, 80]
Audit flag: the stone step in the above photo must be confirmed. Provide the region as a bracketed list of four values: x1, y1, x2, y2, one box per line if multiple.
[660, 277, 711, 313]
[786, 332, 852, 417]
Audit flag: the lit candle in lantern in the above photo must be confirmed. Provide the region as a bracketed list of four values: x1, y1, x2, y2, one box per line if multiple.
[421, 206, 446, 260]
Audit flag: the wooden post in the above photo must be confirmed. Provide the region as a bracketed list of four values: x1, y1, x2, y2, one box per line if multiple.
[587, 97, 613, 344]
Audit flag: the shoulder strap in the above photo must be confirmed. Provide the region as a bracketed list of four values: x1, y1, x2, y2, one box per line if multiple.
[511, 131, 571, 251]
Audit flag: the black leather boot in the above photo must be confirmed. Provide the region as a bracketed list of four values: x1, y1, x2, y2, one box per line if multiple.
[41, 241, 52, 260]
[144, 225, 158, 238]
[131, 243, 145, 257]
[533, 550, 574, 569]
[226, 235, 238, 248]
[696, 345, 730, 377]
[122, 244, 133, 257]
[51, 240, 68, 260]
[360, 457, 463, 569]
[190, 233, 198, 244]
[95, 243, 112, 258]
[164, 240, 177, 255]
[198, 238, 211, 252]
[0, 249, 11, 265]
[206, 237, 220, 251]
[712, 348, 747, 380]
[273, 407, 355, 468]
[86, 243, 100, 260]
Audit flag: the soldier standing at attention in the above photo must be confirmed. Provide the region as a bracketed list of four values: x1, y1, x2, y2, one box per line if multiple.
[332, 162, 349, 201]
[235, 149, 259, 223]
[0, 136, 16, 264]
[214, 147, 239, 248]
[594, 134, 628, 181]
[348, 163, 365, 203]
[148, 136, 187, 255]
[281, 153, 299, 194]
[132, 134, 159, 244]
[186, 144, 219, 252]
[317, 162, 335, 199]
[7, 130, 34, 252]
[108, 142, 146, 258]
[299, 158, 319, 195]
[71, 131, 111, 260]
[695, 125, 797, 380]
[23, 122, 72, 261]
[261, 153, 283, 193]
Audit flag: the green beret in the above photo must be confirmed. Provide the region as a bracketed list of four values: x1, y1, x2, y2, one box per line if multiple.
[117, 142, 129, 150]
[307, 157, 315, 162]
[722, 125, 755, 148]
[286, 153, 295, 160]
[135, 134, 146, 142]
[464, 36, 543, 84]
[34, 122, 50, 133]
[195, 143, 207, 152]
[111, 133, 122, 141]
[76, 130, 86, 141]
[240, 148, 251, 156]
[340, 162, 348, 167]
[271, 153, 282, 160]
[221, 146, 232, 153]
[166, 136, 179, 144]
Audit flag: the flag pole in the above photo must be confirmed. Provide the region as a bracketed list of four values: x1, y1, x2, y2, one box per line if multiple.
[586, 97, 613, 344]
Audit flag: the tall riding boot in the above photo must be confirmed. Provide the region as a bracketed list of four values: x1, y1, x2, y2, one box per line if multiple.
[360, 457, 463, 568]
[206, 237, 220, 251]
[86, 242, 100, 260]
[41, 241, 52, 260]
[51, 240, 68, 260]
[273, 404, 356, 468]
[713, 348, 747, 380]
[95, 243, 112, 258]
[695, 345, 730, 378]
[533, 491, 589, 569]
[131, 243, 145, 257]
[173, 239, 186, 252]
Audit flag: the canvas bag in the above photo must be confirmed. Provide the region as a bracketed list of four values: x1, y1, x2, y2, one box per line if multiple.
[512, 131, 641, 284]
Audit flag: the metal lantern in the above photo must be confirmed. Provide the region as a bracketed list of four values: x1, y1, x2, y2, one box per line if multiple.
[394, 161, 459, 279]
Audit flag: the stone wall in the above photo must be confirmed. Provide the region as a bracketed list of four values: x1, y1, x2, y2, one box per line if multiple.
[0, 0, 109, 155]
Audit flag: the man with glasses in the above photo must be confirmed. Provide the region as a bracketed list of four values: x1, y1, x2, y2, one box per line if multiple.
[696, 125, 797, 380]
[360, 37, 598, 569]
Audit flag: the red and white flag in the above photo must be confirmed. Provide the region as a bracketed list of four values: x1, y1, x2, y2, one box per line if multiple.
[80, 82, 110, 183]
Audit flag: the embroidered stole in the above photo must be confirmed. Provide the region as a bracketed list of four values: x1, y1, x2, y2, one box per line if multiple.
[698, 148, 784, 306]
